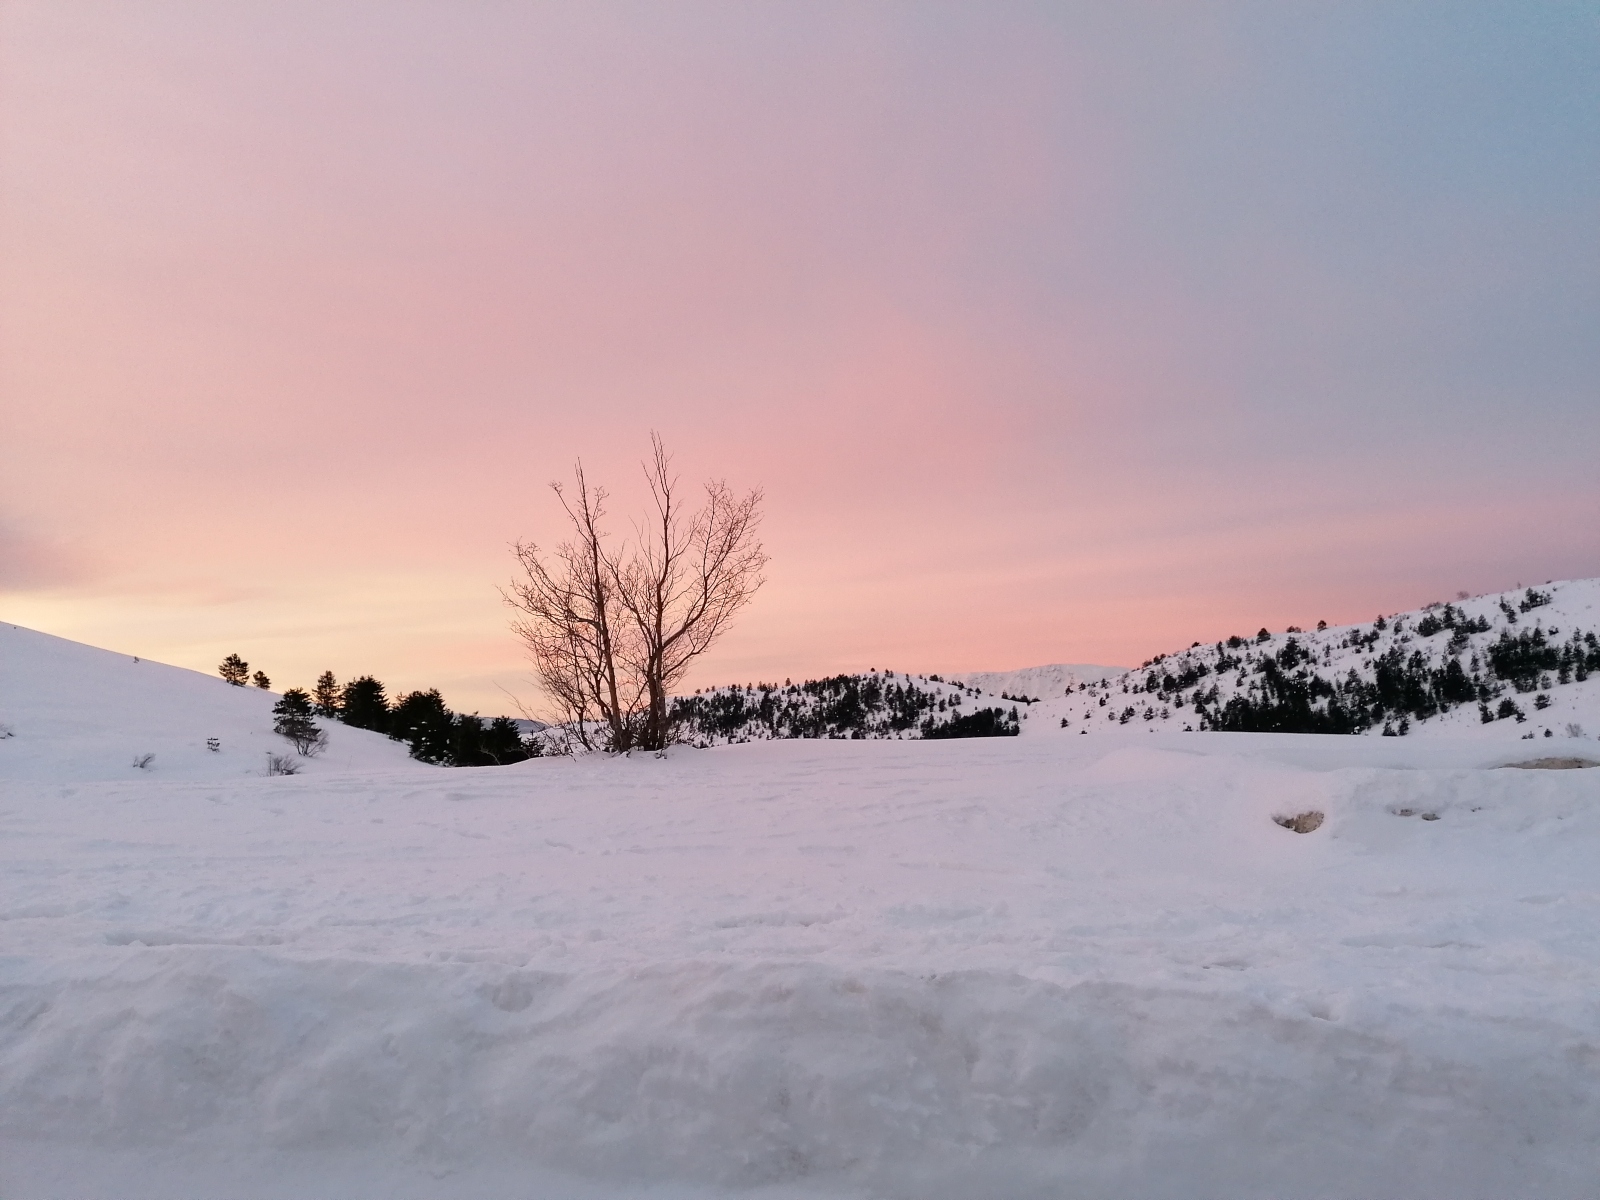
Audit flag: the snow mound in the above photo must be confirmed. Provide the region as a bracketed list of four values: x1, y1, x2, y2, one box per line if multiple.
[0, 622, 422, 781]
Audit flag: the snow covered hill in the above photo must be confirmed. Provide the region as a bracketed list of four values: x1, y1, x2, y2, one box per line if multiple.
[678, 580, 1600, 748]
[940, 662, 1125, 701]
[1044, 578, 1600, 743]
[0, 622, 423, 781]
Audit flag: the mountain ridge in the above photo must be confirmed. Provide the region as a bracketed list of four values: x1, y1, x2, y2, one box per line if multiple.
[679, 578, 1600, 746]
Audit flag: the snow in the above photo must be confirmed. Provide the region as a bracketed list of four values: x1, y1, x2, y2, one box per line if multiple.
[939, 662, 1126, 700]
[0, 622, 423, 781]
[680, 582, 1600, 746]
[5, 611, 1600, 1197]
[1014, 578, 1600, 741]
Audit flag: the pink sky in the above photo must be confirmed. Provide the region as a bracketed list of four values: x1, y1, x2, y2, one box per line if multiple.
[3, 2, 1597, 714]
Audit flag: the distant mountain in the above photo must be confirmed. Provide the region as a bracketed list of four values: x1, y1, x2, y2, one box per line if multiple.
[946, 663, 1126, 701]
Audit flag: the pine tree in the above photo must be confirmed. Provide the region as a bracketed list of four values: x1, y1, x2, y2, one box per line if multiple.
[252, 670, 271, 689]
[271, 688, 324, 755]
[313, 671, 341, 717]
[482, 716, 530, 765]
[219, 654, 249, 686]
[389, 689, 455, 763]
[451, 713, 487, 766]
[339, 676, 390, 732]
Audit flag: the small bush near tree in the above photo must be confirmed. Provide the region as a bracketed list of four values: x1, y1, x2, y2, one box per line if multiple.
[252, 670, 271, 689]
[264, 753, 300, 776]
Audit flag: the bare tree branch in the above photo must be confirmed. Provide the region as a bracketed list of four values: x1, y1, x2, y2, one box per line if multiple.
[503, 436, 765, 753]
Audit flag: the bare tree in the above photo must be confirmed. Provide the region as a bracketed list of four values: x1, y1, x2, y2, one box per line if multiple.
[506, 464, 641, 752]
[505, 435, 766, 753]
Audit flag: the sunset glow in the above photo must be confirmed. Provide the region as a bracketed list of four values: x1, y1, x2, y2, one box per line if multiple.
[3, 2, 1596, 712]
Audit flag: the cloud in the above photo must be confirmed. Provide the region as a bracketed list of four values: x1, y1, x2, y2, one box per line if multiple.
[0, 522, 94, 591]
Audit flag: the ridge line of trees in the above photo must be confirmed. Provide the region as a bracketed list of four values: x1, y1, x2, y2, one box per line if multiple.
[671, 671, 1021, 743]
[221, 657, 543, 766]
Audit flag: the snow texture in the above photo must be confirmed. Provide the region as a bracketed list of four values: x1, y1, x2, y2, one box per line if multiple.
[4, 605, 1600, 1198]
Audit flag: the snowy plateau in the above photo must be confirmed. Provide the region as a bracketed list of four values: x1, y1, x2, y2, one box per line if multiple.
[3, 582, 1600, 1199]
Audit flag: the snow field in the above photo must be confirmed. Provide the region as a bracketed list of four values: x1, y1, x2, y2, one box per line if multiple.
[5, 733, 1600, 1197]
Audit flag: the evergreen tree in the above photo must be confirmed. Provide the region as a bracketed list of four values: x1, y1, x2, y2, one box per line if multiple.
[921, 706, 1020, 739]
[340, 676, 390, 732]
[274, 687, 314, 718]
[313, 671, 342, 718]
[451, 713, 488, 766]
[482, 716, 531, 764]
[389, 689, 455, 763]
[219, 654, 249, 686]
[271, 688, 325, 755]
[252, 670, 272, 689]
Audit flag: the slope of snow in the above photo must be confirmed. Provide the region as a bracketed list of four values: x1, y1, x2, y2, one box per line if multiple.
[679, 582, 1600, 748]
[1030, 578, 1600, 743]
[5, 730, 1600, 1197]
[945, 662, 1125, 700]
[0, 622, 423, 781]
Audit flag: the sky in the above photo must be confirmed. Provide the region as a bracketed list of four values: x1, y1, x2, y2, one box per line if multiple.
[2, 1, 1597, 715]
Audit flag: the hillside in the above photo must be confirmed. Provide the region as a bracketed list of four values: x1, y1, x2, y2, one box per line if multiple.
[940, 662, 1125, 701]
[0, 623, 424, 782]
[1045, 578, 1600, 742]
[672, 669, 1024, 744]
[678, 580, 1600, 748]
